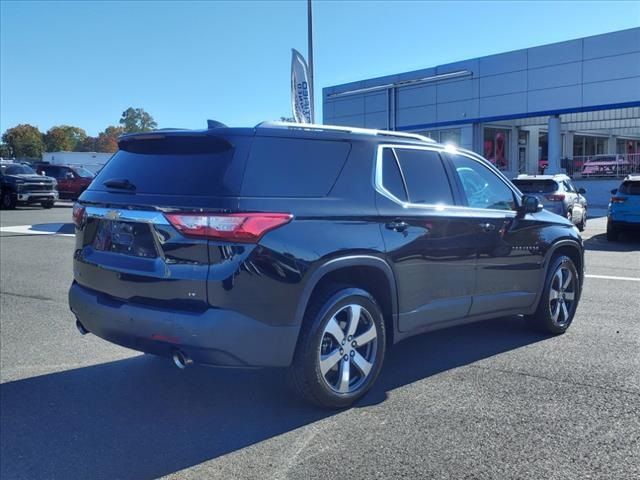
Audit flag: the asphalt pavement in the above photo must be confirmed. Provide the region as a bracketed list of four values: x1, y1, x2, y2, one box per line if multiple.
[1, 204, 638, 479]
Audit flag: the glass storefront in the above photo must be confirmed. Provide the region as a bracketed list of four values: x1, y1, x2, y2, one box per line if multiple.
[573, 135, 607, 158]
[483, 127, 510, 171]
[417, 128, 461, 145]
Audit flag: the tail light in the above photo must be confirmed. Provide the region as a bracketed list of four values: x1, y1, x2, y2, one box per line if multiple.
[610, 196, 628, 204]
[546, 194, 565, 201]
[72, 203, 86, 228]
[165, 212, 293, 243]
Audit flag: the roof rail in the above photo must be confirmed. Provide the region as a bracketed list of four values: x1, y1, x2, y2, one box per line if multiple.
[255, 121, 436, 143]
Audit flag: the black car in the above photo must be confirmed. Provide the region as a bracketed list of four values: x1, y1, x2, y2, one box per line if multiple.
[0, 163, 59, 209]
[69, 122, 584, 408]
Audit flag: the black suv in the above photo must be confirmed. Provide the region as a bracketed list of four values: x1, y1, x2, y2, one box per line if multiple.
[69, 122, 584, 408]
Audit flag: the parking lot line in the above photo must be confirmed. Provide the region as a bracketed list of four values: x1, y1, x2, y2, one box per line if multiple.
[585, 274, 640, 282]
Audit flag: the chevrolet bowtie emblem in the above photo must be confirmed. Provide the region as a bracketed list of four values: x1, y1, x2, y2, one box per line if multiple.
[105, 210, 121, 220]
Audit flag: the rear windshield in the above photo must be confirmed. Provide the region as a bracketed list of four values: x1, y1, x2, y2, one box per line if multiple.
[90, 135, 246, 196]
[512, 179, 558, 194]
[619, 181, 640, 195]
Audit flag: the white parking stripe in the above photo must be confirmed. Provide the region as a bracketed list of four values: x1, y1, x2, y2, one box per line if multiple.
[585, 274, 640, 282]
[0, 224, 74, 237]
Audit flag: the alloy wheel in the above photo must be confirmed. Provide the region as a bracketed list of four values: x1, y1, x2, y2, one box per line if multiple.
[318, 304, 378, 394]
[548, 266, 576, 327]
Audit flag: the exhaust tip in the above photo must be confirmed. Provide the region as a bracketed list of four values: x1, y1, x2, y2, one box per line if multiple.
[75, 320, 89, 335]
[172, 350, 193, 369]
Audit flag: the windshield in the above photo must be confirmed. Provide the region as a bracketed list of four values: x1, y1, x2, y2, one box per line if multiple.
[512, 179, 558, 194]
[4, 164, 37, 175]
[74, 167, 94, 178]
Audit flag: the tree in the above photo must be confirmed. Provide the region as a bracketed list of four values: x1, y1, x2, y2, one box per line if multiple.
[76, 136, 98, 152]
[1, 124, 45, 159]
[95, 126, 124, 153]
[0, 143, 12, 159]
[119, 107, 157, 134]
[44, 125, 87, 152]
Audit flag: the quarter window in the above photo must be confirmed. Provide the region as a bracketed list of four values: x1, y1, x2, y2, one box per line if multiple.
[450, 154, 516, 211]
[393, 148, 454, 205]
[381, 148, 408, 202]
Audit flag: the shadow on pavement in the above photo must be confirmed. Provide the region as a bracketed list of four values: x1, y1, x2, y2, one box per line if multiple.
[1, 316, 548, 479]
[584, 232, 640, 252]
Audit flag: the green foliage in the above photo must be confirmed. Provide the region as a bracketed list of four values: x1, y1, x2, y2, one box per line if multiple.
[0, 143, 12, 158]
[44, 125, 88, 152]
[119, 107, 158, 134]
[1, 124, 45, 159]
[2, 107, 156, 157]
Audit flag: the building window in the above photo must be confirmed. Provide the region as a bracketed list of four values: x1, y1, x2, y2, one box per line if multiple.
[483, 127, 510, 171]
[415, 128, 461, 145]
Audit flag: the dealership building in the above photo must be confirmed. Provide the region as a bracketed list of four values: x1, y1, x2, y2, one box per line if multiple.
[323, 27, 640, 179]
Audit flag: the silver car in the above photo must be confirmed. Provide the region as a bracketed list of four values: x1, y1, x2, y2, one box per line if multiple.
[512, 174, 588, 231]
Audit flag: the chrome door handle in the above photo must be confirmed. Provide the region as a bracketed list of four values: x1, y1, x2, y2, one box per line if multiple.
[385, 221, 409, 232]
[479, 222, 496, 232]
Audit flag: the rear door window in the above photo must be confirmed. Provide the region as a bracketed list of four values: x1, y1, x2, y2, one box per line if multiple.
[241, 137, 351, 197]
[393, 148, 454, 205]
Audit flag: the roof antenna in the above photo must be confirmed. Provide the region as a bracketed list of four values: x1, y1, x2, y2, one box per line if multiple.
[207, 120, 228, 129]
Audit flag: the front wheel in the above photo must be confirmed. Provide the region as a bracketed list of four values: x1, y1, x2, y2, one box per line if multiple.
[41, 200, 55, 209]
[526, 255, 580, 334]
[1, 191, 16, 210]
[577, 209, 587, 232]
[289, 287, 386, 408]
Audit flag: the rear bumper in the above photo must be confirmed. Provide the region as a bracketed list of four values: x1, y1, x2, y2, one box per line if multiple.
[68, 282, 300, 367]
[608, 219, 640, 231]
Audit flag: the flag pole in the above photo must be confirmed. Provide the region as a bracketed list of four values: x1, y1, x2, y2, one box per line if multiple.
[307, 0, 315, 123]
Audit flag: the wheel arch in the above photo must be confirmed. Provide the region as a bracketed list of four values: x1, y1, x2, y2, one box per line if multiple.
[294, 255, 398, 345]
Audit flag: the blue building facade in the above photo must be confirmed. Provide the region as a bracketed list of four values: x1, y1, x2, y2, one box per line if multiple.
[323, 28, 640, 177]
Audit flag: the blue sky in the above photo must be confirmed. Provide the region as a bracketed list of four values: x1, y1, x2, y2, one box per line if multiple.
[1, 0, 638, 136]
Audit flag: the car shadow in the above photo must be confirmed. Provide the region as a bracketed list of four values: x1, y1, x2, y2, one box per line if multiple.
[0, 316, 547, 479]
[583, 232, 640, 252]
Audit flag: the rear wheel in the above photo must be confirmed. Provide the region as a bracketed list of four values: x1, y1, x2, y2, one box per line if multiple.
[606, 222, 619, 241]
[1, 191, 16, 210]
[526, 255, 580, 334]
[289, 286, 386, 409]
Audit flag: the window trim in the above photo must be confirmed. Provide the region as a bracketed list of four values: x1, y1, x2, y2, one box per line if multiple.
[374, 143, 523, 214]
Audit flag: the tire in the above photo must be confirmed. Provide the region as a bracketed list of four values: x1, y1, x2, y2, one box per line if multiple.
[577, 209, 587, 232]
[41, 200, 55, 209]
[289, 286, 386, 409]
[1, 191, 16, 210]
[606, 222, 619, 241]
[526, 255, 580, 335]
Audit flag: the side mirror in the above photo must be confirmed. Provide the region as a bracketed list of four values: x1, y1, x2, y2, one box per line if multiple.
[519, 195, 543, 217]
[611, 188, 618, 195]
[578, 188, 586, 194]
[65, 172, 74, 180]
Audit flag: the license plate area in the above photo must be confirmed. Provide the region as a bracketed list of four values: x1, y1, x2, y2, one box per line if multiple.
[93, 220, 158, 258]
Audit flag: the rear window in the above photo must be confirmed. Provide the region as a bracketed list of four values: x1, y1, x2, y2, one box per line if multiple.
[241, 136, 351, 197]
[619, 181, 640, 195]
[90, 135, 246, 196]
[512, 179, 558, 194]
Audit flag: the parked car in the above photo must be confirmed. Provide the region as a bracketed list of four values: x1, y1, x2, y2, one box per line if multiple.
[607, 175, 640, 241]
[69, 122, 584, 408]
[35, 163, 94, 200]
[582, 156, 633, 176]
[0, 162, 58, 209]
[512, 174, 588, 231]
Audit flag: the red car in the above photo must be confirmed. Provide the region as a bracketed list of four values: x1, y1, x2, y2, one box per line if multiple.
[35, 164, 95, 200]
